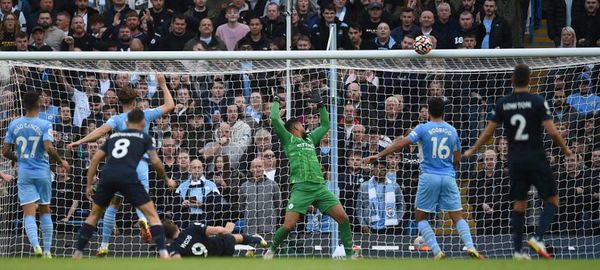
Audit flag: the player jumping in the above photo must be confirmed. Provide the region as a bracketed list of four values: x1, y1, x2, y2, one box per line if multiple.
[72, 109, 176, 259]
[161, 219, 268, 258]
[465, 64, 573, 260]
[3, 91, 70, 258]
[365, 97, 483, 260]
[265, 91, 355, 259]
[68, 73, 174, 256]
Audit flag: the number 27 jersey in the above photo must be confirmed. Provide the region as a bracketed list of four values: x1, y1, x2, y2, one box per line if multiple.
[489, 92, 552, 156]
[101, 129, 155, 180]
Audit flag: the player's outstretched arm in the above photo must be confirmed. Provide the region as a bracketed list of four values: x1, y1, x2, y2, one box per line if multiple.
[307, 99, 330, 144]
[270, 97, 292, 145]
[44, 141, 69, 171]
[364, 136, 412, 164]
[156, 72, 175, 114]
[68, 124, 113, 150]
[2, 143, 17, 162]
[0, 171, 14, 182]
[464, 121, 497, 158]
[205, 222, 235, 236]
[86, 149, 106, 200]
[148, 150, 176, 189]
[543, 119, 573, 157]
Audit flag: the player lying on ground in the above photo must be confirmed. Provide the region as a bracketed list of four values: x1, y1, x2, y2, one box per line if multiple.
[2, 91, 69, 258]
[68, 73, 174, 256]
[465, 64, 573, 260]
[72, 109, 176, 259]
[266, 90, 355, 259]
[161, 219, 268, 258]
[365, 97, 483, 260]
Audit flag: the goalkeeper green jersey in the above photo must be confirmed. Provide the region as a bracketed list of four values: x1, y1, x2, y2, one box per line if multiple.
[270, 101, 330, 185]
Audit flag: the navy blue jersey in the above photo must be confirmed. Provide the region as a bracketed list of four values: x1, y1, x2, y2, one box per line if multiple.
[168, 223, 232, 257]
[100, 129, 154, 179]
[489, 92, 552, 159]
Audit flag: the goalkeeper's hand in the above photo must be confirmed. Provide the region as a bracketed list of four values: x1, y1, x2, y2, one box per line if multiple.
[274, 95, 281, 103]
[308, 90, 323, 106]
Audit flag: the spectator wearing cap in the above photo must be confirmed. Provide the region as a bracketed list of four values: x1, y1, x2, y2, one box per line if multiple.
[567, 73, 600, 116]
[30, 10, 64, 51]
[28, 25, 53, 51]
[216, 5, 250, 51]
[476, 0, 512, 48]
[358, 2, 393, 41]
[310, 4, 349, 50]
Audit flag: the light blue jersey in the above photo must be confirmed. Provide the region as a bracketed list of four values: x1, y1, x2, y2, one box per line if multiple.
[4, 117, 54, 205]
[105, 108, 163, 190]
[407, 121, 460, 177]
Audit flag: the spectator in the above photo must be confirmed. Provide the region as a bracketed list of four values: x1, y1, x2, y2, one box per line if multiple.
[310, 4, 349, 50]
[0, 13, 19, 50]
[559, 26, 577, 48]
[290, 8, 309, 38]
[261, 3, 285, 41]
[399, 33, 416, 49]
[61, 16, 96, 51]
[172, 150, 192, 182]
[296, 0, 318, 31]
[543, 0, 585, 46]
[495, 0, 525, 47]
[468, 149, 511, 234]
[175, 159, 220, 228]
[433, 2, 458, 49]
[451, 10, 478, 49]
[28, 25, 53, 50]
[13, 31, 28, 51]
[38, 89, 60, 123]
[203, 80, 228, 124]
[417, 104, 429, 123]
[102, 0, 133, 28]
[550, 88, 577, 124]
[0, 0, 26, 32]
[236, 16, 270, 51]
[391, 7, 419, 43]
[215, 0, 253, 27]
[85, 95, 104, 127]
[210, 154, 243, 221]
[416, 10, 441, 41]
[358, 2, 392, 41]
[591, 149, 600, 177]
[476, 0, 512, 48]
[52, 162, 83, 226]
[56, 101, 81, 147]
[573, 0, 600, 47]
[72, 0, 99, 33]
[371, 22, 400, 49]
[567, 73, 600, 116]
[184, 0, 218, 33]
[161, 136, 178, 171]
[185, 18, 226, 51]
[239, 158, 281, 235]
[216, 5, 250, 51]
[294, 33, 312, 50]
[377, 96, 415, 139]
[31, 11, 64, 50]
[342, 82, 370, 120]
[158, 14, 195, 51]
[358, 160, 404, 234]
[28, 0, 57, 30]
[339, 150, 370, 230]
[55, 69, 95, 127]
[201, 122, 245, 170]
[557, 154, 594, 233]
[226, 104, 252, 152]
[343, 23, 375, 50]
[55, 11, 70, 34]
[148, 0, 173, 35]
[457, 0, 481, 23]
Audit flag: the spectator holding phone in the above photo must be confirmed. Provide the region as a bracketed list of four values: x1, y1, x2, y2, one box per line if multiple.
[175, 159, 220, 228]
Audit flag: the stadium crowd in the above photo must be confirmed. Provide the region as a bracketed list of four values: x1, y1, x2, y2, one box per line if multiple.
[0, 0, 599, 243]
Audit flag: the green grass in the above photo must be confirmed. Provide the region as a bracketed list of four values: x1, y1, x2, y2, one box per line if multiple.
[1, 258, 598, 270]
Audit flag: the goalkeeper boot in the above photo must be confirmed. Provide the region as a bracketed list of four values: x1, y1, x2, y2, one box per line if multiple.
[351, 245, 363, 260]
[96, 247, 109, 257]
[528, 237, 552, 259]
[466, 248, 484, 260]
[513, 252, 532, 260]
[253, 234, 269, 248]
[33, 246, 43, 257]
[138, 219, 152, 243]
[42, 251, 52, 259]
[434, 251, 446, 260]
[263, 248, 275, 260]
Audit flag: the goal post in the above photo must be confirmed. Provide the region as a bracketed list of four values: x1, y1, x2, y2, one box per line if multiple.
[0, 49, 599, 259]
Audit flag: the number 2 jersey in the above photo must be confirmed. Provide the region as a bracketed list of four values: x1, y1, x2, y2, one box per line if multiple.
[100, 129, 155, 181]
[489, 92, 552, 162]
[168, 223, 235, 257]
[3, 117, 54, 178]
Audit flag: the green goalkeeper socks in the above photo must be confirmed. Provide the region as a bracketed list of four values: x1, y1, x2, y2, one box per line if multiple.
[271, 227, 290, 251]
[339, 221, 353, 256]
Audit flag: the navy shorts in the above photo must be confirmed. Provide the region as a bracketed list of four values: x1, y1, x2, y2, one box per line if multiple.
[509, 160, 557, 201]
[93, 174, 151, 207]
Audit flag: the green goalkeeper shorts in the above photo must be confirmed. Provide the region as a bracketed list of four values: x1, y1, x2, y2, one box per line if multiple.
[286, 182, 341, 215]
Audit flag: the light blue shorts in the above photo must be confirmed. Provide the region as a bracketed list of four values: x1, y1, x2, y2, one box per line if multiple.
[115, 160, 149, 198]
[18, 175, 51, 206]
[415, 173, 462, 213]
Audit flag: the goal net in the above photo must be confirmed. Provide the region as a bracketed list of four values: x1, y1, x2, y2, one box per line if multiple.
[0, 53, 598, 259]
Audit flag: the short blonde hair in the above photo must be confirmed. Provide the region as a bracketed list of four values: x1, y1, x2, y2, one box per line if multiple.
[560, 26, 577, 48]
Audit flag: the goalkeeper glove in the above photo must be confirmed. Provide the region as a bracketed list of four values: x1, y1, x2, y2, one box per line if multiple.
[309, 90, 323, 107]
[273, 95, 281, 103]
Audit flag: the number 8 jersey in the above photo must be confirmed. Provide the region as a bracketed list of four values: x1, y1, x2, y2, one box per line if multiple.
[489, 92, 552, 159]
[407, 121, 461, 177]
[101, 130, 155, 181]
[4, 117, 54, 178]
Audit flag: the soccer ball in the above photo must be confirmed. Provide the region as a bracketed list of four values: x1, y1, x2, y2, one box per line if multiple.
[414, 35, 433, 55]
[413, 236, 426, 249]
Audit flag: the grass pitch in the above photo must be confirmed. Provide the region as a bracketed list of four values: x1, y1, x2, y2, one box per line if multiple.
[1, 258, 597, 270]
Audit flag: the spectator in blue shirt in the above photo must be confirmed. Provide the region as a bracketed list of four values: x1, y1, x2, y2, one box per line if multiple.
[567, 73, 600, 116]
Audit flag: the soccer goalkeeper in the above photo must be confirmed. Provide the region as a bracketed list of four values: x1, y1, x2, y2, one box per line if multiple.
[265, 91, 354, 259]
